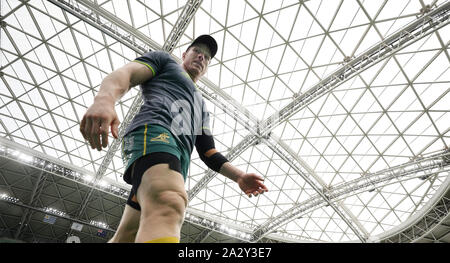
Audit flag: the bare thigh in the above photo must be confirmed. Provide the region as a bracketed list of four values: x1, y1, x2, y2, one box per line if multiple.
[136, 163, 187, 209]
[134, 163, 188, 241]
[109, 204, 140, 243]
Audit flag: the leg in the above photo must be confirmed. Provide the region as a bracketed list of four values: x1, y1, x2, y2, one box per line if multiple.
[108, 204, 140, 243]
[134, 163, 187, 243]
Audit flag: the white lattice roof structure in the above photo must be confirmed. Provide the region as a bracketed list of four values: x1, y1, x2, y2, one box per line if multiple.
[0, 0, 449, 243]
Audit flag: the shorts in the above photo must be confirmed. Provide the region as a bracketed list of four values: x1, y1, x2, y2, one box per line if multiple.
[121, 124, 190, 210]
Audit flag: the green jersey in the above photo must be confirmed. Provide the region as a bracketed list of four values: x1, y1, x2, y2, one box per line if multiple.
[125, 51, 211, 156]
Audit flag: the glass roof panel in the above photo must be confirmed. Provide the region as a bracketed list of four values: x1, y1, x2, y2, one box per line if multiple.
[1, 0, 449, 242]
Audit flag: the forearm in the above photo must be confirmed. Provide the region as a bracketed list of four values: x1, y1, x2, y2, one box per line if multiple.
[95, 69, 131, 103]
[195, 131, 244, 181]
[219, 162, 245, 183]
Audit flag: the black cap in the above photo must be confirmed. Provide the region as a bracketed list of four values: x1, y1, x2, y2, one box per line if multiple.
[187, 34, 218, 59]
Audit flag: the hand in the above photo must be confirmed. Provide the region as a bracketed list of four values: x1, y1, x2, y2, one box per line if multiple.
[236, 173, 268, 198]
[80, 96, 120, 151]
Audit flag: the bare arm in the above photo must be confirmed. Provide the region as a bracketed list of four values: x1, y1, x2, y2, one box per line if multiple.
[95, 61, 153, 102]
[80, 62, 153, 151]
[219, 161, 268, 198]
[196, 139, 268, 198]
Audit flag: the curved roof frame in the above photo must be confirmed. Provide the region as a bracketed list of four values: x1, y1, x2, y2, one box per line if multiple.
[1, 0, 449, 242]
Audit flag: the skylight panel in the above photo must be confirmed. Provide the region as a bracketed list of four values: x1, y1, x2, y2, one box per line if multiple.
[377, 0, 419, 22]
[351, 89, 383, 114]
[290, 5, 319, 41]
[429, 112, 450, 138]
[368, 113, 398, 135]
[254, 18, 285, 52]
[0, 0, 448, 243]
[389, 87, 423, 112]
[228, 18, 259, 52]
[31, 5, 67, 40]
[193, 8, 223, 36]
[264, 4, 299, 40]
[200, 0, 227, 26]
[415, 52, 450, 83]
[10, 7, 41, 39]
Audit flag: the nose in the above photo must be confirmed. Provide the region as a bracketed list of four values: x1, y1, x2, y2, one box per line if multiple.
[197, 52, 205, 61]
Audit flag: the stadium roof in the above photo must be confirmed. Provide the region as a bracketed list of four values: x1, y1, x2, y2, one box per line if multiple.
[0, 0, 449, 243]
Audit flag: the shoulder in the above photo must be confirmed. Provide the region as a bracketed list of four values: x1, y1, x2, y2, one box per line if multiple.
[135, 50, 177, 74]
[141, 50, 174, 61]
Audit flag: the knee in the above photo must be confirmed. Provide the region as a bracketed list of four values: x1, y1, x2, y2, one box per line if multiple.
[150, 190, 188, 220]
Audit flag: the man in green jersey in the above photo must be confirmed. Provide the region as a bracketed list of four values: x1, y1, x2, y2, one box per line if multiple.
[80, 35, 268, 243]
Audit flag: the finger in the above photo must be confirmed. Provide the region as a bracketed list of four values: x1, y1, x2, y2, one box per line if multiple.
[100, 119, 109, 148]
[260, 183, 269, 192]
[255, 174, 265, 181]
[90, 118, 101, 151]
[84, 117, 93, 145]
[111, 117, 120, 139]
[80, 116, 87, 140]
[249, 173, 264, 181]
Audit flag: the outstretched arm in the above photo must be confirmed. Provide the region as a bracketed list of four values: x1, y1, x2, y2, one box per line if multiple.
[219, 161, 268, 198]
[195, 133, 268, 198]
[80, 61, 153, 151]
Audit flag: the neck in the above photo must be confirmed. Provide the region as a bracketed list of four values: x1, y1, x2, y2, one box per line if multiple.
[182, 65, 199, 83]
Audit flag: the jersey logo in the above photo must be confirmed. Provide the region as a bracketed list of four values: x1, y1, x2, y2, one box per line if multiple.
[151, 132, 170, 143]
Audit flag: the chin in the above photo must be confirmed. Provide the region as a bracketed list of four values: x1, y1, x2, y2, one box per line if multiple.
[190, 68, 202, 76]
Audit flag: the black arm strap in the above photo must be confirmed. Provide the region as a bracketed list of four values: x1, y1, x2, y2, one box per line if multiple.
[203, 152, 228, 172]
[195, 133, 229, 172]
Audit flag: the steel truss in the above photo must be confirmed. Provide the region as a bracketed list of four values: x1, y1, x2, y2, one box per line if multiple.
[189, 1, 450, 242]
[0, 137, 255, 242]
[45, 0, 450, 242]
[189, 1, 450, 198]
[50, 0, 204, 237]
[13, 170, 47, 240]
[251, 148, 450, 242]
[382, 194, 450, 243]
[189, 86, 367, 241]
[370, 170, 450, 243]
[0, 198, 116, 235]
[258, 1, 450, 135]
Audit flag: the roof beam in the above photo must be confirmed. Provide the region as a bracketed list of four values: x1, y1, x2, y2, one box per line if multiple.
[187, 1, 450, 241]
[251, 148, 450, 242]
[379, 181, 450, 243]
[41, 0, 214, 240]
[258, 1, 450, 135]
[187, 82, 369, 239]
[190, 82, 368, 241]
[0, 198, 116, 235]
[49, 0, 203, 221]
[14, 170, 47, 240]
[260, 134, 368, 242]
[0, 138, 258, 242]
[48, 0, 158, 53]
[188, 1, 450, 200]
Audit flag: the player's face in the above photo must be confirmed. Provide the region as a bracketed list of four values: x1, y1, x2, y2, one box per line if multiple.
[182, 43, 211, 81]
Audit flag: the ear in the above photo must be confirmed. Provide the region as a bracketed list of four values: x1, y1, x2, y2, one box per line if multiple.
[182, 51, 186, 60]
